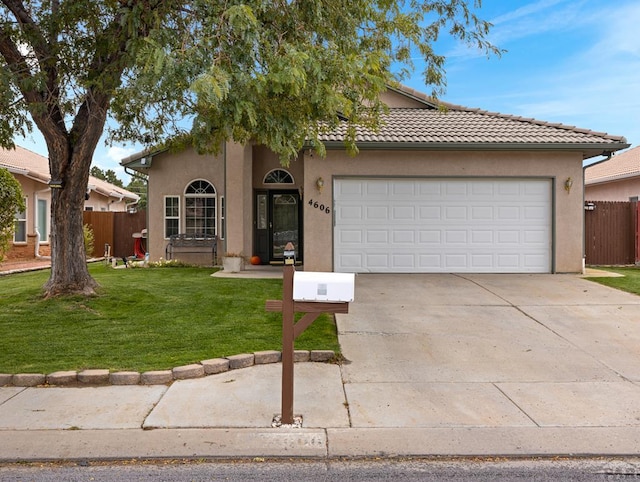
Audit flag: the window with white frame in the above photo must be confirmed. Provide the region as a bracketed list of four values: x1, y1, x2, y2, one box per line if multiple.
[37, 198, 48, 241]
[14, 198, 26, 243]
[164, 196, 180, 238]
[220, 195, 225, 240]
[264, 169, 294, 184]
[185, 180, 216, 236]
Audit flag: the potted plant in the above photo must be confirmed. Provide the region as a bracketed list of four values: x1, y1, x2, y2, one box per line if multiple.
[222, 252, 244, 273]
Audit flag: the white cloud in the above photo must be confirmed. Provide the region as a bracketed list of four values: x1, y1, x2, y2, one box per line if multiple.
[91, 145, 141, 182]
[434, 0, 640, 146]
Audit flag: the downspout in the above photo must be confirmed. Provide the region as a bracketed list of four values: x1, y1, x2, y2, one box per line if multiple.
[109, 192, 125, 211]
[582, 166, 586, 274]
[222, 141, 227, 257]
[124, 165, 148, 212]
[34, 186, 52, 259]
[125, 200, 139, 212]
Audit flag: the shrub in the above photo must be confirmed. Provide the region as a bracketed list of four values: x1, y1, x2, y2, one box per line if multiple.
[83, 223, 95, 259]
[0, 168, 26, 262]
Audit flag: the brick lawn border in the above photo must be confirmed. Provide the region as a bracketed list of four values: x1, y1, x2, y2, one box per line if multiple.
[0, 350, 337, 387]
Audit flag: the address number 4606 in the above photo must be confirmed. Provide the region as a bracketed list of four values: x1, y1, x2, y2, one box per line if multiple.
[308, 199, 330, 214]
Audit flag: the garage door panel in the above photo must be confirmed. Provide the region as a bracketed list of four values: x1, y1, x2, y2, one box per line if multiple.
[471, 231, 493, 243]
[419, 230, 441, 244]
[366, 206, 388, 220]
[498, 230, 520, 243]
[334, 178, 551, 273]
[366, 181, 389, 197]
[336, 205, 363, 221]
[471, 206, 494, 220]
[419, 206, 441, 219]
[338, 229, 362, 244]
[393, 230, 415, 243]
[445, 206, 467, 219]
[392, 182, 416, 196]
[419, 183, 442, 196]
[444, 182, 468, 196]
[366, 230, 388, 243]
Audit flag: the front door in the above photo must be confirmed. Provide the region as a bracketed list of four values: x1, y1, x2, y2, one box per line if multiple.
[254, 190, 302, 264]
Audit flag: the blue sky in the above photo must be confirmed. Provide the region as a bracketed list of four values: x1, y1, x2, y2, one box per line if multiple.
[17, 0, 640, 181]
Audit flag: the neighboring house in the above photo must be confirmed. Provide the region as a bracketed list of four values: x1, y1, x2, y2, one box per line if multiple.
[585, 146, 640, 201]
[1, 145, 139, 260]
[122, 84, 628, 274]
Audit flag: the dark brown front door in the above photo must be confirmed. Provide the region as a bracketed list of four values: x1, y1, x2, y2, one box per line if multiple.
[254, 190, 302, 264]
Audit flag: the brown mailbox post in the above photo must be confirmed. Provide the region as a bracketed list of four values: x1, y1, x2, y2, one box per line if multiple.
[265, 243, 352, 425]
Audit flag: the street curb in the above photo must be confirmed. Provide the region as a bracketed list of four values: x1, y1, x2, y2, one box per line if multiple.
[0, 350, 337, 388]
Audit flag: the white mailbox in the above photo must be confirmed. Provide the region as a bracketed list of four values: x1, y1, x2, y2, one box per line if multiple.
[293, 271, 355, 302]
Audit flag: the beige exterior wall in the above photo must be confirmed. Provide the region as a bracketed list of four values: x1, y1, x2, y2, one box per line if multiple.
[84, 195, 129, 212]
[302, 149, 585, 273]
[146, 146, 225, 263]
[379, 90, 429, 108]
[225, 142, 254, 258]
[585, 178, 640, 201]
[8, 176, 52, 259]
[7, 172, 141, 261]
[141, 140, 586, 273]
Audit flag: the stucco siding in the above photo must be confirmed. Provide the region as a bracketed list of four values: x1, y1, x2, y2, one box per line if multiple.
[146, 147, 225, 263]
[302, 149, 584, 273]
[585, 178, 640, 201]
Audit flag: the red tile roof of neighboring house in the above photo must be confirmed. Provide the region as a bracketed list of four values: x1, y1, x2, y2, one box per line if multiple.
[584, 146, 640, 185]
[0, 144, 139, 201]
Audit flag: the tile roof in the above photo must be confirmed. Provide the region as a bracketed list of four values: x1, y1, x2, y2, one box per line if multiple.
[585, 146, 640, 184]
[318, 84, 629, 159]
[122, 83, 630, 165]
[320, 108, 627, 145]
[0, 145, 139, 201]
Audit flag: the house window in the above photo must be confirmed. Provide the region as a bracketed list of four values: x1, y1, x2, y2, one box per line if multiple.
[14, 198, 26, 243]
[264, 169, 294, 184]
[37, 198, 48, 241]
[220, 196, 225, 240]
[185, 180, 216, 236]
[164, 196, 180, 238]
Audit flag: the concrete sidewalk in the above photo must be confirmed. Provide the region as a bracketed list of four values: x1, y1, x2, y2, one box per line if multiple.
[2, 272, 640, 460]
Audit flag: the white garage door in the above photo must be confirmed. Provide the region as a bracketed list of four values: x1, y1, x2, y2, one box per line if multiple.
[334, 178, 552, 273]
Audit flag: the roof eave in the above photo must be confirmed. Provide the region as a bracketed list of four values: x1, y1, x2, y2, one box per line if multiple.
[320, 141, 630, 159]
[585, 172, 640, 185]
[121, 147, 169, 168]
[2, 165, 50, 184]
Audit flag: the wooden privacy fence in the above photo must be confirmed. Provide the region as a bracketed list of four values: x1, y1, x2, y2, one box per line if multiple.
[584, 201, 639, 265]
[83, 210, 146, 259]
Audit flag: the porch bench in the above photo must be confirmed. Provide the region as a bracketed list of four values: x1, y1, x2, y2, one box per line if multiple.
[165, 233, 217, 264]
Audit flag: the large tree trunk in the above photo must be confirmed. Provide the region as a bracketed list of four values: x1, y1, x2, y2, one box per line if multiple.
[43, 157, 98, 297]
[41, 97, 109, 298]
[42, 143, 100, 298]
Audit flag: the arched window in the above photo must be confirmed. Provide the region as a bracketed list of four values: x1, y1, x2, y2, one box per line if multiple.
[184, 180, 216, 236]
[264, 169, 294, 184]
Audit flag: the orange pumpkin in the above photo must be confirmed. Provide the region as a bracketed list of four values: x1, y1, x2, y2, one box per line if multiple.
[250, 255, 261, 265]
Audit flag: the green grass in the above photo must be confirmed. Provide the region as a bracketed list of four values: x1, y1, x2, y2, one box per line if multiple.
[0, 263, 340, 374]
[587, 267, 640, 296]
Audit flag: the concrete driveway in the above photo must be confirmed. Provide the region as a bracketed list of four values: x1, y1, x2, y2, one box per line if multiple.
[4, 271, 640, 459]
[336, 273, 640, 431]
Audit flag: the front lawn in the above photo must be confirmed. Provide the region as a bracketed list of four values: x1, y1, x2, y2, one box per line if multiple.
[0, 263, 340, 374]
[587, 267, 640, 296]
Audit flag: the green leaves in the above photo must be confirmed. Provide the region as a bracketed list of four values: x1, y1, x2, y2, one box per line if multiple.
[1, 0, 499, 163]
[0, 167, 25, 262]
